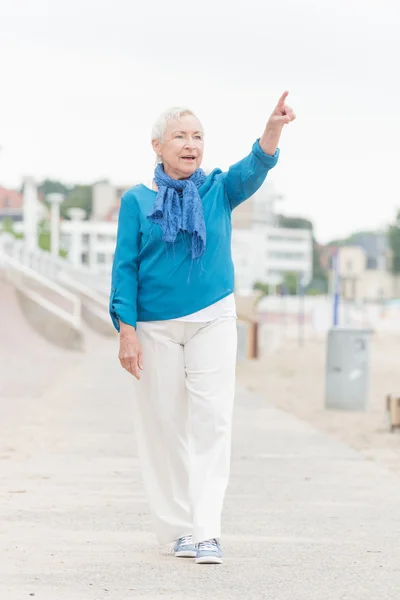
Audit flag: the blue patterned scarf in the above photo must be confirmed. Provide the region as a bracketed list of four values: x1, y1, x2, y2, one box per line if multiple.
[147, 164, 207, 259]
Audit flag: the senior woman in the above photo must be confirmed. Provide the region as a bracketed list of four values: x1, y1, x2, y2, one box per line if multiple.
[110, 92, 295, 564]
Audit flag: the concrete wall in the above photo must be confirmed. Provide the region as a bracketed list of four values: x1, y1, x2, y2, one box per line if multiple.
[16, 288, 83, 351]
[81, 302, 116, 337]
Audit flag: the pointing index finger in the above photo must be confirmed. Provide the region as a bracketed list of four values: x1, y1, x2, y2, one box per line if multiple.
[277, 90, 289, 110]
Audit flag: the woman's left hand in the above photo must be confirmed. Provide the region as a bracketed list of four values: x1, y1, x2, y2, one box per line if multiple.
[267, 91, 296, 129]
[259, 91, 296, 156]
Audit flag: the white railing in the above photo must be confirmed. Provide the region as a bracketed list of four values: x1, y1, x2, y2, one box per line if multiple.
[0, 235, 110, 300]
[0, 252, 81, 329]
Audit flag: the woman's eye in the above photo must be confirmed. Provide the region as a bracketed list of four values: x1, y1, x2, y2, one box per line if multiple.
[176, 135, 183, 139]
[194, 135, 202, 140]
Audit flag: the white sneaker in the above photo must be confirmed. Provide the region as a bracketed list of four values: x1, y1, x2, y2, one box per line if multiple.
[195, 539, 223, 564]
[173, 535, 197, 558]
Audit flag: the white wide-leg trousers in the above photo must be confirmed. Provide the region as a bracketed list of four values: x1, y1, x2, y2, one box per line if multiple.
[133, 316, 237, 545]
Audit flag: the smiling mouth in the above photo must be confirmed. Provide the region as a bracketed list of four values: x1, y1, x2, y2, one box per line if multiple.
[182, 156, 196, 161]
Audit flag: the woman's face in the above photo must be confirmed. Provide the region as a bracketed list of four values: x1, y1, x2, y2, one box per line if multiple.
[153, 114, 204, 180]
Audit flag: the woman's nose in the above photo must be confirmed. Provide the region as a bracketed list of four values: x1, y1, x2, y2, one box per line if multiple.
[184, 138, 196, 148]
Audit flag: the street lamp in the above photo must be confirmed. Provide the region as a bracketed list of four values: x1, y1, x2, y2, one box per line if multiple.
[22, 176, 39, 252]
[47, 193, 64, 258]
[67, 207, 86, 268]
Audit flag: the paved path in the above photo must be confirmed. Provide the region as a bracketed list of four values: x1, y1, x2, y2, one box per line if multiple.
[1, 338, 400, 600]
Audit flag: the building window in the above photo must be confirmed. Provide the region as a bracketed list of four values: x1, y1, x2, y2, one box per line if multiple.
[267, 235, 307, 242]
[268, 251, 306, 260]
[97, 253, 106, 264]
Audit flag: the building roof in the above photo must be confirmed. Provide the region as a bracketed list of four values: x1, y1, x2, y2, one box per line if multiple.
[0, 187, 23, 211]
[350, 232, 388, 259]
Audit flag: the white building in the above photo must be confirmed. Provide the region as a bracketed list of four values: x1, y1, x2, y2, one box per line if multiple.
[232, 226, 313, 295]
[60, 220, 117, 272]
[265, 228, 313, 285]
[54, 179, 312, 288]
[58, 217, 312, 287]
[231, 180, 313, 294]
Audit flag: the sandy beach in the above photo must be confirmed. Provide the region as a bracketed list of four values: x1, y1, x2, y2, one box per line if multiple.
[237, 331, 400, 475]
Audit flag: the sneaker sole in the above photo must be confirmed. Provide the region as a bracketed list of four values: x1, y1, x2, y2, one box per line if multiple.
[175, 551, 197, 558]
[195, 556, 223, 564]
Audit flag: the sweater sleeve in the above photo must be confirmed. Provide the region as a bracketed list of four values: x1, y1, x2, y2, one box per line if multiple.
[224, 139, 280, 210]
[109, 193, 141, 332]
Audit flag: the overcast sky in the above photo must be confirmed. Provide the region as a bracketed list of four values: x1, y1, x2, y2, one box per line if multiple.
[1, 0, 399, 242]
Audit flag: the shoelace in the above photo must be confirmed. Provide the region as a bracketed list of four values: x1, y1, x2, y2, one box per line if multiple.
[179, 535, 194, 546]
[197, 539, 218, 552]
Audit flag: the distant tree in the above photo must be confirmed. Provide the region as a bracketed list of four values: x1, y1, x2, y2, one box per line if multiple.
[311, 248, 328, 293]
[37, 179, 92, 219]
[1, 217, 23, 239]
[61, 185, 92, 219]
[38, 179, 71, 201]
[2, 217, 15, 235]
[279, 272, 298, 295]
[37, 219, 51, 252]
[37, 219, 67, 257]
[305, 287, 323, 296]
[325, 230, 378, 248]
[388, 210, 400, 274]
[277, 215, 312, 231]
[253, 281, 270, 299]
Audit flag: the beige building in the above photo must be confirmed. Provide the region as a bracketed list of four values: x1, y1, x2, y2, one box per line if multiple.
[334, 245, 397, 302]
[231, 197, 253, 229]
[92, 181, 136, 221]
[92, 181, 116, 221]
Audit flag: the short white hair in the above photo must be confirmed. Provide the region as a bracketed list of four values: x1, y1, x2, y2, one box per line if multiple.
[151, 107, 204, 164]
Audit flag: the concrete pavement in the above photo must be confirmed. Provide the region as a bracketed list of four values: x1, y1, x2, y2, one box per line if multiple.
[1, 338, 400, 599]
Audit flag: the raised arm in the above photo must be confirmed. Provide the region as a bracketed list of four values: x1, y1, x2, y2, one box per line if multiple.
[225, 91, 296, 210]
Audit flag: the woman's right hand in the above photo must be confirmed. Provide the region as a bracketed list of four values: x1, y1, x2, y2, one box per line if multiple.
[118, 322, 143, 380]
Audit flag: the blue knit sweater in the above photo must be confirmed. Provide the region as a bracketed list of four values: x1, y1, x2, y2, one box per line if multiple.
[109, 140, 279, 330]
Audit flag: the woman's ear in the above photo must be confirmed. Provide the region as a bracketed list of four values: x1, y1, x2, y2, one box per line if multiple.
[152, 139, 162, 161]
